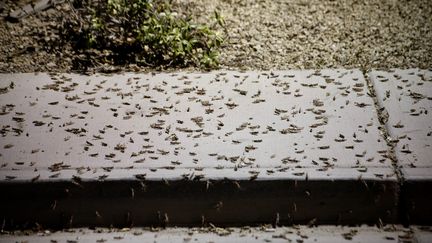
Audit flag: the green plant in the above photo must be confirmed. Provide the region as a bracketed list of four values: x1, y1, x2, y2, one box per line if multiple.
[62, 0, 225, 69]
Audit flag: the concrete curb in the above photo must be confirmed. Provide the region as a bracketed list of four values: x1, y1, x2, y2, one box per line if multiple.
[0, 177, 399, 229]
[369, 69, 432, 225]
[0, 70, 430, 228]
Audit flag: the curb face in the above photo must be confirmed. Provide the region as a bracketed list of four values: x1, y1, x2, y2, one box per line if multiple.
[1, 179, 398, 228]
[370, 69, 432, 224]
[0, 71, 397, 228]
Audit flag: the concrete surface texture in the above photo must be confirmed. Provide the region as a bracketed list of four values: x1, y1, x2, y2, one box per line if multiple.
[370, 69, 432, 178]
[1, 225, 430, 243]
[0, 69, 431, 228]
[0, 70, 393, 182]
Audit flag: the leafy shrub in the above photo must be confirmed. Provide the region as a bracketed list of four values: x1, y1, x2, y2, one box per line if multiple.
[62, 0, 224, 69]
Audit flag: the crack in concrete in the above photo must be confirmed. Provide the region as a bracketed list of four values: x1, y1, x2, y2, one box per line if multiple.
[362, 68, 408, 225]
[363, 69, 403, 182]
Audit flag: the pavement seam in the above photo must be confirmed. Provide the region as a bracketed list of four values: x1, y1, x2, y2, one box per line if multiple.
[363, 69, 404, 181]
[363, 68, 408, 226]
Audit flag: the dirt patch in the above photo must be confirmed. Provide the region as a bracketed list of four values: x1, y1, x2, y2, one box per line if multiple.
[0, 0, 431, 73]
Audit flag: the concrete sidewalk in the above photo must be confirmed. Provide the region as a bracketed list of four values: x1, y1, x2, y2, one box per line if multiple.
[2, 225, 431, 243]
[0, 69, 430, 228]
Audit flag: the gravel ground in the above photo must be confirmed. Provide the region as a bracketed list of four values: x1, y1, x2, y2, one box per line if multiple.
[0, 0, 431, 73]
